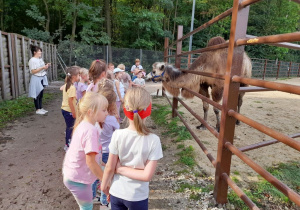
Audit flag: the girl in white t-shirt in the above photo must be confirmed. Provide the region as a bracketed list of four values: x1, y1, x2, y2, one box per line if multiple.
[101, 87, 163, 210]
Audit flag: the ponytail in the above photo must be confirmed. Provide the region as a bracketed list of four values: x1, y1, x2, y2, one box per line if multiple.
[65, 66, 80, 92]
[133, 112, 150, 135]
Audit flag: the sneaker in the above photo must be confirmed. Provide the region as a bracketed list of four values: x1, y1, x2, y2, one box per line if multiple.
[93, 196, 101, 204]
[36, 110, 45, 115]
[64, 145, 69, 152]
[100, 202, 110, 209]
[41, 108, 48, 113]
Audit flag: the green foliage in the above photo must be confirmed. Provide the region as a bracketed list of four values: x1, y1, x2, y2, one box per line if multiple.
[22, 28, 52, 42]
[176, 145, 195, 167]
[151, 104, 191, 142]
[0, 93, 56, 128]
[228, 162, 300, 209]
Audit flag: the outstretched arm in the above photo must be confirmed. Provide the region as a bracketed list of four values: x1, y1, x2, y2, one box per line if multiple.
[116, 160, 158, 182]
[101, 153, 119, 196]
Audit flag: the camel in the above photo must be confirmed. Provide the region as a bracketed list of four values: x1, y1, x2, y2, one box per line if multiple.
[150, 36, 252, 131]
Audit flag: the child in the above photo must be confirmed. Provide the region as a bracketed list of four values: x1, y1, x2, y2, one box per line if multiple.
[133, 70, 146, 88]
[101, 87, 163, 210]
[86, 59, 107, 93]
[113, 68, 125, 121]
[96, 80, 119, 206]
[118, 64, 132, 92]
[61, 66, 80, 151]
[63, 92, 108, 210]
[76, 68, 89, 101]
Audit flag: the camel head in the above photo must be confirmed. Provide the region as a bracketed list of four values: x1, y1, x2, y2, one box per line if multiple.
[146, 62, 166, 82]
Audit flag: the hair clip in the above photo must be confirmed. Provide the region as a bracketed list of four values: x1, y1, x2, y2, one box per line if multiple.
[96, 59, 100, 62]
[67, 73, 71, 76]
[133, 110, 138, 113]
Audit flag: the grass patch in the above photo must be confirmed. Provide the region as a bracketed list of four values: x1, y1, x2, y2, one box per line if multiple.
[176, 145, 195, 168]
[176, 182, 214, 197]
[151, 104, 191, 142]
[233, 171, 240, 175]
[228, 162, 300, 209]
[161, 144, 167, 151]
[0, 93, 57, 128]
[177, 144, 184, 149]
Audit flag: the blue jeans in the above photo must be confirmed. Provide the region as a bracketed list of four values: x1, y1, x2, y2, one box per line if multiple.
[110, 194, 148, 210]
[100, 153, 109, 205]
[61, 109, 75, 146]
[92, 179, 99, 198]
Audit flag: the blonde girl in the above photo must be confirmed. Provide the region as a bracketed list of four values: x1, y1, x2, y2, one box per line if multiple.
[61, 66, 80, 150]
[118, 63, 132, 92]
[96, 79, 119, 206]
[113, 68, 125, 121]
[75, 68, 89, 101]
[101, 87, 163, 210]
[63, 92, 108, 210]
[86, 59, 107, 93]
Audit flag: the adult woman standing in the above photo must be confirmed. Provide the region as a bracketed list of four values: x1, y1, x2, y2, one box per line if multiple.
[28, 45, 50, 115]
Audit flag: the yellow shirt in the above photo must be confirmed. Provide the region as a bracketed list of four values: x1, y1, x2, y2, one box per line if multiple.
[61, 84, 77, 112]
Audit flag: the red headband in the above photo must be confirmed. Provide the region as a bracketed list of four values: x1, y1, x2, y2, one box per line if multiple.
[123, 103, 152, 120]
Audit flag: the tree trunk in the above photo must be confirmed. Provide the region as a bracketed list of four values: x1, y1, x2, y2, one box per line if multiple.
[59, 11, 62, 41]
[173, 0, 179, 37]
[0, 0, 4, 31]
[69, 0, 78, 65]
[105, 0, 112, 62]
[43, 0, 50, 32]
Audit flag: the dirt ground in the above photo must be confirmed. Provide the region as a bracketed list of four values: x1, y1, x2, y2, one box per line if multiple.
[0, 78, 299, 210]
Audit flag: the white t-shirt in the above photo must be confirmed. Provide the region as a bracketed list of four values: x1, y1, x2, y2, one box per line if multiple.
[133, 78, 145, 86]
[29, 57, 46, 77]
[109, 129, 163, 201]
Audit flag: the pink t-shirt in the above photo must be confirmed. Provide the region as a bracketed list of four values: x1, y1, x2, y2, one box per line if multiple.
[63, 121, 100, 184]
[86, 81, 99, 93]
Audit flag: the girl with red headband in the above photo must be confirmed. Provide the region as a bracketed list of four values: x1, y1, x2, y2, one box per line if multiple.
[101, 87, 163, 210]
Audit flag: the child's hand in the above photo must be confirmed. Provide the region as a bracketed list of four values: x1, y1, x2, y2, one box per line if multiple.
[72, 112, 76, 118]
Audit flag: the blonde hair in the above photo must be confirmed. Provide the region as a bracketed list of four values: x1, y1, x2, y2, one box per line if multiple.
[73, 92, 108, 132]
[80, 68, 89, 76]
[97, 79, 117, 115]
[123, 87, 151, 135]
[65, 66, 80, 92]
[117, 64, 125, 71]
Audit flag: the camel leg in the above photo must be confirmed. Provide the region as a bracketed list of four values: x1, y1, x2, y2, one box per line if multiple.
[196, 84, 209, 130]
[236, 92, 245, 125]
[211, 86, 223, 132]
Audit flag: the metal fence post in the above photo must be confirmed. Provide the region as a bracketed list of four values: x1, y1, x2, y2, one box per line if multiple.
[172, 25, 183, 118]
[213, 0, 250, 204]
[276, 61, 280, 79]
[288, 61, 292, 78]
[263, 59, 267, 80]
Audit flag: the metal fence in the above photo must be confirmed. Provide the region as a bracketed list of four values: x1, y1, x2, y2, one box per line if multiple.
[162, 0, 300, 208]
[57, 43, 163, 74]
[0, 31, 57, 101]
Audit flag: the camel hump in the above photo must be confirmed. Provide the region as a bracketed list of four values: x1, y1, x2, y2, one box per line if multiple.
[207, 36, 226, 47]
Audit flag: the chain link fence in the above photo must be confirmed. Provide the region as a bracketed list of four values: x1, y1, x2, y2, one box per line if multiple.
[57, 42, 299, 80]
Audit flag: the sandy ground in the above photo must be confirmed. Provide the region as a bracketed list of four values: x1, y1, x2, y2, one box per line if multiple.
[0, 78, 299, 210]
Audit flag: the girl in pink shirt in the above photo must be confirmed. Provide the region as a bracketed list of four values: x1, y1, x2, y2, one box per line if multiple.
[63, 92, 108, 210]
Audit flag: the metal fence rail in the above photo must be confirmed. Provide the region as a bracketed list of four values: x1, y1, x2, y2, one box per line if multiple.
[161, 0, 300, 208]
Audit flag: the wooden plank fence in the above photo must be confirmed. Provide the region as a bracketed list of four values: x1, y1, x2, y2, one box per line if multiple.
[0, 31, 57, 101]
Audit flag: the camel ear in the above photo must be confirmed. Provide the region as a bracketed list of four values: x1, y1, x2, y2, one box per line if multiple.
[159, 65, 165, 71]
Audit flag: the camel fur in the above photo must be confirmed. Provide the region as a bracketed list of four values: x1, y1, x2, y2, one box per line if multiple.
[152, 36, 252, 131]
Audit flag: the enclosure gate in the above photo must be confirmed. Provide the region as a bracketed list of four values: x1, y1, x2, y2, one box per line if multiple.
[162, 0, 300, 208]
[0, 31, 57, 101]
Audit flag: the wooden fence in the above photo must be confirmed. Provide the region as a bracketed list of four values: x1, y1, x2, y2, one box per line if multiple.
[163, 0, 300, 208]
[0, 31, 57, 101]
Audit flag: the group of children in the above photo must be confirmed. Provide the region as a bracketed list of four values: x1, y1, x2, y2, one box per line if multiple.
[60, 60, 162, 210]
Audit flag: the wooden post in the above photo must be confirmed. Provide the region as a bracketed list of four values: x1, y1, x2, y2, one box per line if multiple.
[21, 36, 28, 92]
[8, 34, 16, 99]
[0, 31, 7, 100]
[276, 61, 280, 79]
[263, 59, 267, 80]
[13, 34, 22, 96]
[288, 61, 292, 78]
[162, 37, 169, 97]
[172, 25, 183, 118]
[213, 0, 250, 204]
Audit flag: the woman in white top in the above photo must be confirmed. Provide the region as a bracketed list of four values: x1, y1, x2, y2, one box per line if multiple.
[28, 45, 50, 115]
